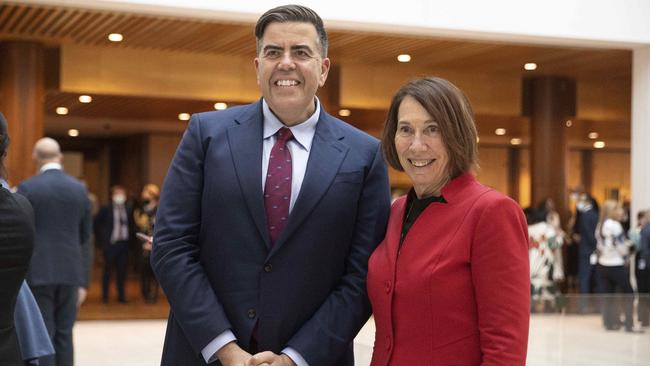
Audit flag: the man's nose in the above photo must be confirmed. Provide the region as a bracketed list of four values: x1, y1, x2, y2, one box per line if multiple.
[277, 52, 296, 70]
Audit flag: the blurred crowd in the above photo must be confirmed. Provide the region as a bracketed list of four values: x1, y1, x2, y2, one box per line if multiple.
[524, 192, 649, 332]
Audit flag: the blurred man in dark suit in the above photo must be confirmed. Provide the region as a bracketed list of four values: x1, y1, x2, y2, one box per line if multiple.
[94, 185, 134, 304]
[18, 137, 92, 366]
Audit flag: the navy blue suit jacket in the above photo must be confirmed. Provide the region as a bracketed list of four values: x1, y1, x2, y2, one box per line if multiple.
[152, 101, 391, 366]
[18, 169, 92, 287]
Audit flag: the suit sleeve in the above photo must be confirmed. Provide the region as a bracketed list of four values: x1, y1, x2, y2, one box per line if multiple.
[150, 115, 233, 355]
[286, 143, 391, 365]
[471, 194, 530, 366]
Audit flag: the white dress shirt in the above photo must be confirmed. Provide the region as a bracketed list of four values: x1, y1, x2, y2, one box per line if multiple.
[40, 162, 62, 173]
[201, 99, 319, 366]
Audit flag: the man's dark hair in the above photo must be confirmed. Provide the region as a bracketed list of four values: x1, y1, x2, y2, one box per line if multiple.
[254, 4, 328, 57]
[0, 113, 9, 179]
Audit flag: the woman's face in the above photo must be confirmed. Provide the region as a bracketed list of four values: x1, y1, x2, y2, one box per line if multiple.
[394, 96, 449, 198]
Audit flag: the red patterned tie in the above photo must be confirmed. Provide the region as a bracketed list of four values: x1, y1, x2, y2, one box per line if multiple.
[264, 127, 293, 246]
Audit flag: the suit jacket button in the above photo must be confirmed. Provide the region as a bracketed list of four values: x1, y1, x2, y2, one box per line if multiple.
[385, 335, 391, 350]
[385, 281, 391, 293]
[247, 309, 256, 319]
[264, 264, 273, 273]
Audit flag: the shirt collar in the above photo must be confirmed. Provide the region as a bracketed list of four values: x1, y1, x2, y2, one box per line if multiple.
[262, 98, 320, 151]
[40, 162, 62, 173]
[407, 188, 446, 208]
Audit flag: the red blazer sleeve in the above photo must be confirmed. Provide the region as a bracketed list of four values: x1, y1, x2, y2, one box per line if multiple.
[471, 193, 530, 365]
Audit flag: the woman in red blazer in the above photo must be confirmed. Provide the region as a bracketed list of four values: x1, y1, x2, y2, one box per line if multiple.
[368, 77, 530, 365]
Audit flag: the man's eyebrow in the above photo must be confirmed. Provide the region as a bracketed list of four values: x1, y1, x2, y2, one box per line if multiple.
[262, 45, 283, 52]
[291, 44, 313, 51]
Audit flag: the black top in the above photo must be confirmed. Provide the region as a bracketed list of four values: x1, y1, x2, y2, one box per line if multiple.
[400, 189, 446, 245]
[0, 187, 35, 364]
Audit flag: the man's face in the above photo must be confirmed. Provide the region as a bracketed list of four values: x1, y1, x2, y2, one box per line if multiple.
[255, 21, 330, 126]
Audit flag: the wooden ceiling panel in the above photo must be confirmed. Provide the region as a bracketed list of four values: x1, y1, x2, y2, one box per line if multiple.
[0, 2, 632, 80]
[0, 1, 633, 146]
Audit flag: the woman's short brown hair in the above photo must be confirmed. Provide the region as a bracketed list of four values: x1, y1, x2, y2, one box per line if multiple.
[381, 77, 478, 179]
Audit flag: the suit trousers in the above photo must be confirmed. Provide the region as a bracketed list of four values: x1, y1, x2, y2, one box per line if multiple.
[103, 241, 128, 302]
[30, 284, 78, 366]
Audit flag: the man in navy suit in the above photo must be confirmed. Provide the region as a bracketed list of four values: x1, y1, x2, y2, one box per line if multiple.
[151, 5, 391, 366]
[94, 185, 135, 303]
[18, 137, 92, 366]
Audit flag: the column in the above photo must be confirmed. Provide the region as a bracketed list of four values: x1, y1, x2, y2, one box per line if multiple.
[0, 41, 45, 185]
[580, 150, 593, 194]
[631, 46, 650, 227]
[507, 147, 521, 202]
[317, 64, 341, 115]
[523, 76, 576, 223]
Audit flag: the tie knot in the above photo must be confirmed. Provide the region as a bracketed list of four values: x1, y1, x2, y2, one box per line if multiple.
[276, 127, 293, 144]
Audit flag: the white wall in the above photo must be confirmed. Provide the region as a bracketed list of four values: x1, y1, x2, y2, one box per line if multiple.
[631, 46, 650, 227]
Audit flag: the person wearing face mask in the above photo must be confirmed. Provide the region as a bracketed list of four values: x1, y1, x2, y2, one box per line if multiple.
[94, 185, 134, 304]
[17, 137, 92, 366]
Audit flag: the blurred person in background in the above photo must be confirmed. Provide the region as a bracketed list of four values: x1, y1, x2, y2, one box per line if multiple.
[368, 77, 530, 365]
[573, 192, 600, 312]
[133, 183, 160, 304]
[595, 200, 638, 332]
[17, 137, 92, 366]
[527, 206, 565, 312]
[637, 210, 650, 327]
[94, 185, 134, 304]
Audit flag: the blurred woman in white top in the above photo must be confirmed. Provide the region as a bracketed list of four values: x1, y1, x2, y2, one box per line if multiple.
[595, 200, 637, 332]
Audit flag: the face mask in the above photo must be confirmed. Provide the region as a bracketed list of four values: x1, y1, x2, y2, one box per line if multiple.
[112, 195, 126, 205]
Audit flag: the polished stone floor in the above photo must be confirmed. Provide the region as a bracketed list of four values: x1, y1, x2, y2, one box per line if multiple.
[73, 314, 649, 366]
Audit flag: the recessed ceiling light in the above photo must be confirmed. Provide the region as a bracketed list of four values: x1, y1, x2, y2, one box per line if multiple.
[178, 113, 191, 121]
[566, 120, 573, 127]
[78, 95, 92, 103]
[338, 109, 351, 117]
[495, 128, 506, 136]
[397, 54, 411, 63]
[56, 107, 69, 115]
[593, 141, 605, 149]
[68, 129, 79, 137]
[214, 102, 228, 110]
[108, 33, 123, 42]
[588, 132, 599, 139]
[510, 138, 522, 145]
[524, 63, 537, 71]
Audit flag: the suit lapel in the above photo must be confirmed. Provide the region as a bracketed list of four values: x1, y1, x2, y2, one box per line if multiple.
[268, 112, 349, 258]
[227, 101, 271, 248]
